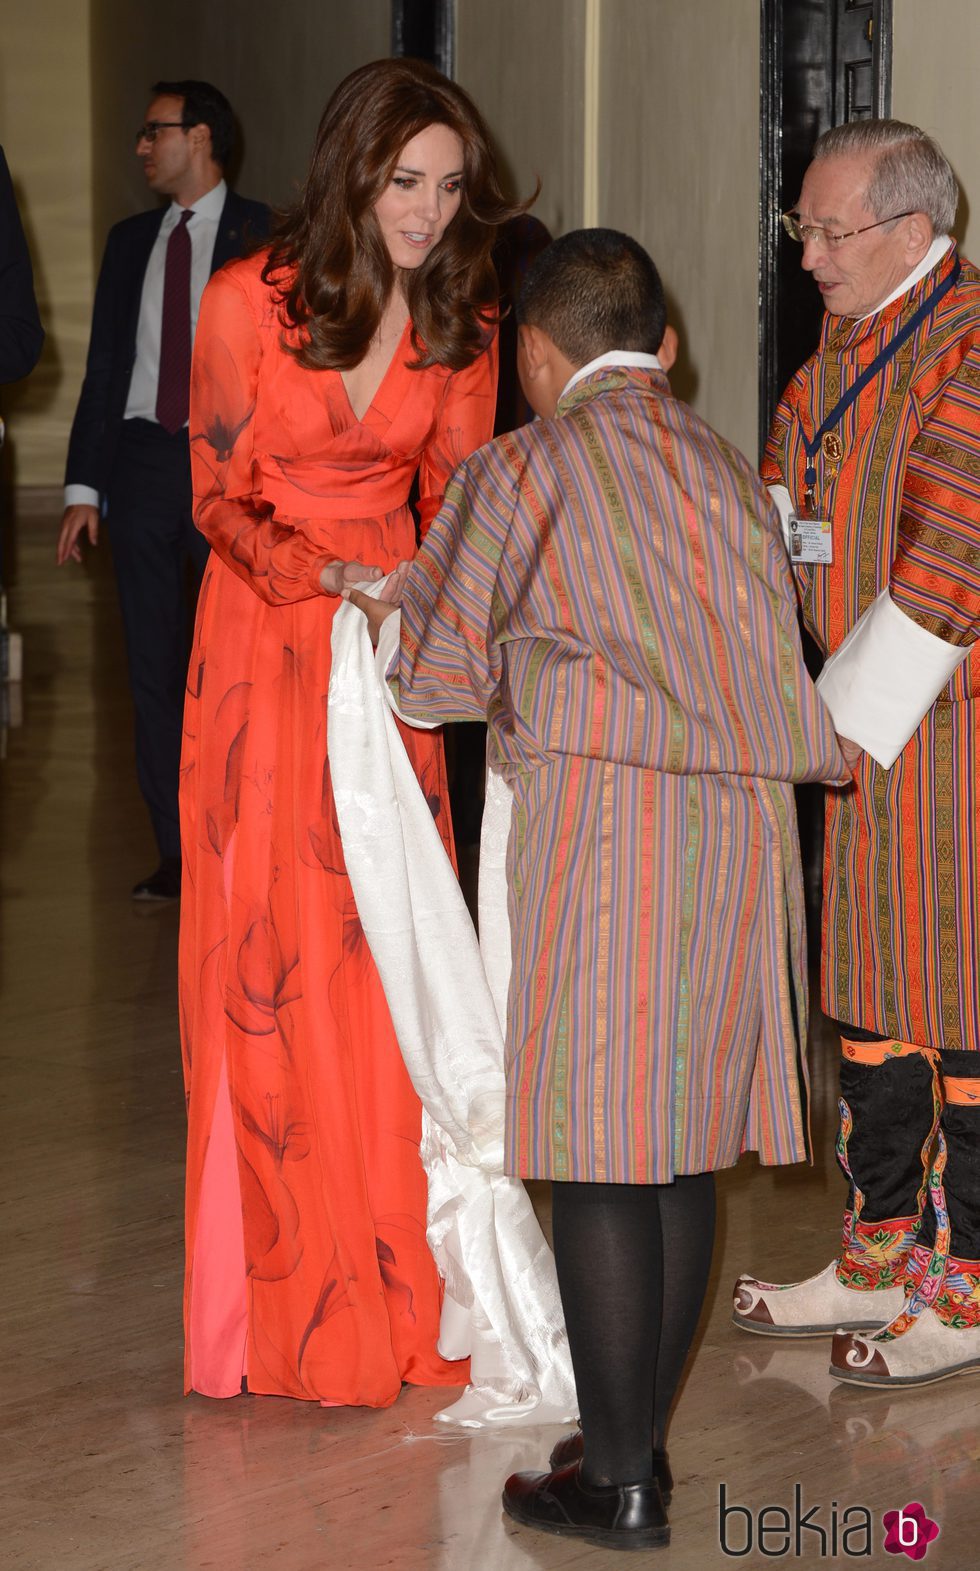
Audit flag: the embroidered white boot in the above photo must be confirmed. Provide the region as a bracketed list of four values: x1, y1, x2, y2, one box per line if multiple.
[831, 1114, 980, 1386]
[732, 1260, 906, 1337]
[830, 1305, 980, 1386]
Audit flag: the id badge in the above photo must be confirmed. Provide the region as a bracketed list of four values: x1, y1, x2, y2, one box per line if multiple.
[788, 512, 833, 565]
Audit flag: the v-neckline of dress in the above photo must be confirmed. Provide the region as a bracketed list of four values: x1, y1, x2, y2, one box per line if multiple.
[339, 316, 413, 426]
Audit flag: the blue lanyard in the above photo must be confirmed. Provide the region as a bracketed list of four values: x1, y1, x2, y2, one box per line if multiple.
[800, 254, 961, 503]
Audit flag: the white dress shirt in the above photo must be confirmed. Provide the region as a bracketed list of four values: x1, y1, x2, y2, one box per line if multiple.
[65, 178, 227, 510]
[559, 349, 663, 401]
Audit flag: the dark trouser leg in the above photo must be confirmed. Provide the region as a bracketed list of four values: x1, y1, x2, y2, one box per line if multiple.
[447, 720, 487, 847]
[551, 1174, 716, 1487]
[835, 1025, 940, 1290]
[106, 421, 202, 863]
[914, 1051, 980, 1325]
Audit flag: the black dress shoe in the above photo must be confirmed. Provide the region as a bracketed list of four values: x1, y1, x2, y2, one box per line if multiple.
[548, 1428, 673, 1502]
[502, 1460, 669, 1550]
[131, 860, 181, 900]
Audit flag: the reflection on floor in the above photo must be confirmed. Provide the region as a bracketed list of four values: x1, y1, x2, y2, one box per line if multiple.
[3, 518, 976, 1570]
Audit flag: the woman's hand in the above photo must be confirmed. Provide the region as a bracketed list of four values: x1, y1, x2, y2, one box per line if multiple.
[381, 559, 412, 605]
[345, 588, 400, 648]
[319, 559, 384, 596]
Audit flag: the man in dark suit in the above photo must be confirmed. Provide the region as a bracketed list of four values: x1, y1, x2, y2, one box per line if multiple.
[1, 143, 44, 717]
[56, 80, 269, 899]
[0, 144, 44, 385]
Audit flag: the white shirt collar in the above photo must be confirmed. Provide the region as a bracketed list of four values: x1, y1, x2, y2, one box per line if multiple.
[559, 350, 662, 402]
[857, 234, 953, 321]
[171, 177, 227, 222]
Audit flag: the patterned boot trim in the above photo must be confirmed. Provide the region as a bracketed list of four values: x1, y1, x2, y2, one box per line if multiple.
[840, 1038, 939, 1068]
[901, 1242, 934, 1300]
[933, 1256, 980, 1329]
[928, 1071, 980, 1328]
[837, 1213, 921, 1291]
[878, 1132, 951, 1344]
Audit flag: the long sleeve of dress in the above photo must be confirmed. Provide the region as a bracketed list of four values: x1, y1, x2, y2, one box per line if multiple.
[416, 330, 498, 537]
[190, 268, 334, 605]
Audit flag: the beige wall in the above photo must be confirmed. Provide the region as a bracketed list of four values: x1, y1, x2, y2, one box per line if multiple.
[597, 0, 760, 457]
[89, 0, 391, 237]
[458, 0, 760, 457]
[892, 0, 980, 256]
[455, 0, 587, 235]
[0, 0, 93, 486]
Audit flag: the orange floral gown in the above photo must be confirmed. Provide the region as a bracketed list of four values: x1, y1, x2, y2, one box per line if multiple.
[179, 252, 497, 1404]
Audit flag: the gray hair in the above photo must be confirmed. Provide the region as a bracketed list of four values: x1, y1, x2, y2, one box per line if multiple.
[812, 119, 958, 235]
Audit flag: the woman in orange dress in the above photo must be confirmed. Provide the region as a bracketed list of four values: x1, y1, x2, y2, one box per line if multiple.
[178, 59, 512, 1405]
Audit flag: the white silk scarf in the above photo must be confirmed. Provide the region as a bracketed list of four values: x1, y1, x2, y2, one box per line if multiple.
[327, 590, 576, 1427]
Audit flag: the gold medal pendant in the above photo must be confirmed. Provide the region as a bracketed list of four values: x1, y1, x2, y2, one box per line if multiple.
[822, 431, 844, 466]
[821, 431, 843, 491]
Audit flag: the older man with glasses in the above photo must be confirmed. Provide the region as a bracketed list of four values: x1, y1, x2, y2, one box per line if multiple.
[56, 80, 268, 900]
[734, 118, 980, 1388]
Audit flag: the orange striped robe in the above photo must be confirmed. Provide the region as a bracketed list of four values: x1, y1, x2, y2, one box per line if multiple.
[391, 367, 845, 1182]
[763, 249, 980, 1050]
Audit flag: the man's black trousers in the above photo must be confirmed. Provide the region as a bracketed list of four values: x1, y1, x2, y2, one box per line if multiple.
[106, 418, 210, 864]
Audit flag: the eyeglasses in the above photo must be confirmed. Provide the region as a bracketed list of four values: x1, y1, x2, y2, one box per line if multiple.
[135, 120, 188, 144]
[781, 209, 915, 248]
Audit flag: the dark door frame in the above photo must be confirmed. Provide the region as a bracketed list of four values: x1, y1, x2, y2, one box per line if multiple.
[391, 0, 455, 77]
[758, 0, 893, 459]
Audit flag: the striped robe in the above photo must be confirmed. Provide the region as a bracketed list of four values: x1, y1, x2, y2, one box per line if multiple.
[390, 366, 844, 1183]
[763, 249, 980, 1051]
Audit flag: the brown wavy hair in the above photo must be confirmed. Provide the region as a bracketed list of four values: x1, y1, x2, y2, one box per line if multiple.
[262, 58, 527, 371]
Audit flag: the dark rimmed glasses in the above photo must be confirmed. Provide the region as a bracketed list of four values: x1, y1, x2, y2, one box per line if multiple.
[781, 209, 915, 249]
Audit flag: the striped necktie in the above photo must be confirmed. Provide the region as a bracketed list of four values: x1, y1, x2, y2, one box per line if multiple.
[156, 207, 193, 433]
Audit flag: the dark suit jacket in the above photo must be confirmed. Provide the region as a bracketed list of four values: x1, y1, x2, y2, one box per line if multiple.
[65, 187, 270, 494]
[0, 145, 44, 385]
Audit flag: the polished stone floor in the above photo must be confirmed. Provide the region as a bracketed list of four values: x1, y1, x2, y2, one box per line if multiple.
[2, 520, 976, 1570]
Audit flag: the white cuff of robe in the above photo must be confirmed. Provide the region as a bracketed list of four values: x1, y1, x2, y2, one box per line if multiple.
[374, 606, 439, 730]
[767, 483, 794, 551]
[816, 588, 973, 768]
